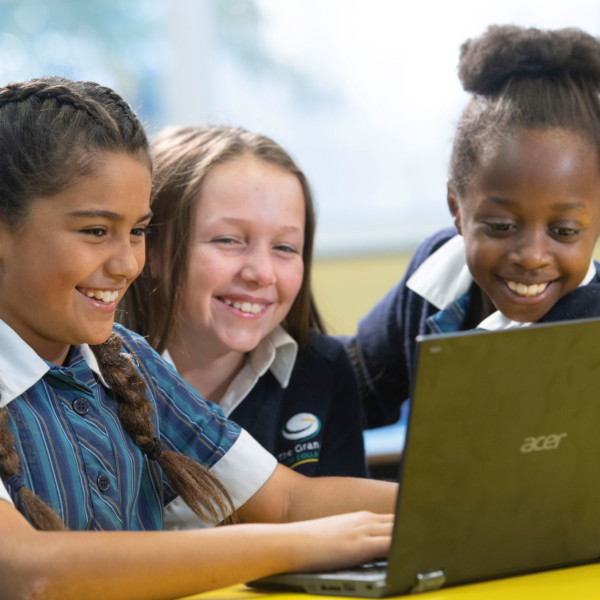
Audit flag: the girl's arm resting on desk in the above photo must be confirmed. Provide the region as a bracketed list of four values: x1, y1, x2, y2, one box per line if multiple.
[237, 463, 398, 523]
[0, 500, 392, 600]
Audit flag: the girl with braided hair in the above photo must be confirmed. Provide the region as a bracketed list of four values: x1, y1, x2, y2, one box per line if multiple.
[349, 25, 600, 429]
[0, 76, 395, 600]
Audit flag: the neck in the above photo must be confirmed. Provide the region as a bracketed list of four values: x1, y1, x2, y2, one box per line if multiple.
[167, 339, 246, 405]
[464, 284, 496, 329]
[0, 317, 71, 366]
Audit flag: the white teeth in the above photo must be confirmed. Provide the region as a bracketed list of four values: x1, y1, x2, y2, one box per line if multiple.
[224, 298, 263, 314]
[506, 280, 548, 297]
[85, 290, 119, 303]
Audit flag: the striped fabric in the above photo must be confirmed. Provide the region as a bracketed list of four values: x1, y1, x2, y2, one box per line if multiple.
[425, 292, 471, 334]
[3, 324, 243, 530]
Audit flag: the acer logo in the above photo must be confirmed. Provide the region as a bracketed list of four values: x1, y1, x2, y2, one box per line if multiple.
[520, 433, 567, 453]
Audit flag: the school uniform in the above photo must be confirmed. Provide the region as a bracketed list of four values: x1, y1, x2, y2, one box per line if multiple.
[0, 321, 276, 530]
[162, 326, 367, 529]
[164, 326, 367, 478]
[350, 227, 600, 430]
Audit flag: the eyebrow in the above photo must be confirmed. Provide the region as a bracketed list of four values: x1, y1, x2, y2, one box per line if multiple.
[485, 196, 586, 211]
[217, 217, 303, 233]
[67, 209, 154, 222]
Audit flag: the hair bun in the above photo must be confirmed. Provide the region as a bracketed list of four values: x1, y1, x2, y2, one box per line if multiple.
[458, 25, 600, 94]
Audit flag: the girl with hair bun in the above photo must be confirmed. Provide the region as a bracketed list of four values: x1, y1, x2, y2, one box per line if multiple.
[349, 25, 600, 428]
[0, 76, 396, 600]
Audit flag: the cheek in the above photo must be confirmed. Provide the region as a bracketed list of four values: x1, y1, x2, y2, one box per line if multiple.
[183, 253, 225, 303]
[558, 246, 593, 280]
[463, 243, 504, 293]
[464, 234, 498, 270]
[277, 261, 304, 305]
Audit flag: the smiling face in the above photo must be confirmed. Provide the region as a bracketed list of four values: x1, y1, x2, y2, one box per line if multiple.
[0, 152, 152, 364]
[449, 128, 600, 323]
[173, 154, 305, 359]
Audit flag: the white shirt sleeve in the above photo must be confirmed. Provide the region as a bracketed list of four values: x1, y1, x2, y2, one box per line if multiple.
[0, 479, 14, 505]
[163, 428, 277, 529]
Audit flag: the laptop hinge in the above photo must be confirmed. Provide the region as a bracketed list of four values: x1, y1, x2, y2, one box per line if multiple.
[411, 569, 446, 593]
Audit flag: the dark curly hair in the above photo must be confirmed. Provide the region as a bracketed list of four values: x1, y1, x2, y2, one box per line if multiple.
[449, 25, 600, 197]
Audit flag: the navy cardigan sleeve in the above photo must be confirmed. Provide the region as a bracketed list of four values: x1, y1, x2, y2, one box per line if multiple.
[349, 227, 457, 429]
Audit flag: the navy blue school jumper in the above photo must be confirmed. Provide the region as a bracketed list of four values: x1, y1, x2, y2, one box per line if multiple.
[230, 332, 368, 478]
[349, 227, 600, 430]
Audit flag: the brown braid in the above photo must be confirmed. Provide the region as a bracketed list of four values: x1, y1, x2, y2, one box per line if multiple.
[0, 407, 65, 530]
[0, 81, 104, 122]
[90, 334, 236, 524]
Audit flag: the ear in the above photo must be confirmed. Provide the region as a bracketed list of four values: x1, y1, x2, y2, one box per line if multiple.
[447, 184, 462, 235]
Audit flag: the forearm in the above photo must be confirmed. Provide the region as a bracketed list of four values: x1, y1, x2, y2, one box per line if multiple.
[6, 530, 291, 600]
[237, 464, 398, 524]
[1, 503, 393, 600]
[286, 476, 398, 522]
[1, 505, 296, 600]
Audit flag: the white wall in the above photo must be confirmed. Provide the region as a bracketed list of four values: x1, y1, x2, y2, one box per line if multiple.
[159, 0, 600, 256]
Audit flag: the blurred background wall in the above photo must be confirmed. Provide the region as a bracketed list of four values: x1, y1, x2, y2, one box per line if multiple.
[2, 0, 599, 334]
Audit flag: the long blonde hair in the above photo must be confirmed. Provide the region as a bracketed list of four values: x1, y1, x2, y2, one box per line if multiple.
[119, 125, 325, 354]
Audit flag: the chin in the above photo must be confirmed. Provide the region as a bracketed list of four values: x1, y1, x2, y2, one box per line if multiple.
[224, 338, 262, 354]
[85, 327, 115, 347]
[230, 344, 261, 354]
[499, 307, 548, 324]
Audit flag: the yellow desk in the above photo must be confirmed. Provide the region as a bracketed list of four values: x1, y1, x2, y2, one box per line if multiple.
[178, 563, 600, 600]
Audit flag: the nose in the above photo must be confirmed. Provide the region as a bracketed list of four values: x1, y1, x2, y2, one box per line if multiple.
[105, 238, 144, 281]
[507, 229, 552, 271]
[240, 245, 277, 287]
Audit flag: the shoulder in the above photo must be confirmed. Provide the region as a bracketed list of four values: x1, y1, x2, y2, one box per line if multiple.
[110, 323, 178, 381]
[299, 332, 350, 364]
[367, 227, 459, 302]
[421, 225, 458, 249]
[406, 226, 459, 273]
[541, 271, 600, 323]
[112, 322, 153, 350]
[358, 226, 459, 321]
[288, 333, 355, 383]
[112, 323, 158, 360]
[111, 324, 240, 447]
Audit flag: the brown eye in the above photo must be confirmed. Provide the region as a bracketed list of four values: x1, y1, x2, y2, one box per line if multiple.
[82, 228, 106, 237]
[553, 227, 579, 238]
[131, 226, 151, 238]
[484, 221, 514, 233]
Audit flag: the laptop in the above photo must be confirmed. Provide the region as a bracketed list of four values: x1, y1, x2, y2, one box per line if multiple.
[247, 317, 600, 596]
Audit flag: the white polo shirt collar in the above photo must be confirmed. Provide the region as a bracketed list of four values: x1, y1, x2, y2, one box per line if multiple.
[406, 234, 596, 331]
[0, 319, 105, 408]
[163, 325, 298, 417]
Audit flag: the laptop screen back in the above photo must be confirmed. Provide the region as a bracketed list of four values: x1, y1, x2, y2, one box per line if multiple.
[386, 317, 600, 593]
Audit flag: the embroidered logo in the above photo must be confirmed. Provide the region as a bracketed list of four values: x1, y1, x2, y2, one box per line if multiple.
[281, 412, 321, 441]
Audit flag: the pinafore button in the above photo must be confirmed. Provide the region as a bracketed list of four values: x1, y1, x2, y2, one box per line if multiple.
[97, 474, 110, 493]
[72, 397, 90, 416]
